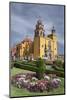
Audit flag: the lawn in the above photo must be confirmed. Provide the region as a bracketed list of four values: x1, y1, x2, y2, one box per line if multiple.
[11, 67, 35, 76]
[10, 67, 65, 97]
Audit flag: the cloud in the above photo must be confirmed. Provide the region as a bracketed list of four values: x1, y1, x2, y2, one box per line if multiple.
[11, 14, 33, 34]
[58, 42, 64, 55]
[10, 2, 64, 54]
[11, 13, 34, 46]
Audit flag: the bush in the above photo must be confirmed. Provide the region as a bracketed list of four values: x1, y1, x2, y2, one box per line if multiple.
[36, 58, 46, 79]
[53, 59, 63, 68]
[14, 62, 38, 72]
[45, 69, 64, 77]
[21, 61, 36, 67]
[52, 65, 64, 72]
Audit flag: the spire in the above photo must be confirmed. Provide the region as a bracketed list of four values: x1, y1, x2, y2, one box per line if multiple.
[51, 26, 56, 34]
[37, 17, 42, 24]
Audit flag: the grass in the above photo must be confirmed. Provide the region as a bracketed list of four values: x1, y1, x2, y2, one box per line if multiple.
[10, 67, 65, 97]
[11, 67, 35, 76]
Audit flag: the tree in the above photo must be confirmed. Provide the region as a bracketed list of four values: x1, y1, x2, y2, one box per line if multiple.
[36, 58, 46, 79]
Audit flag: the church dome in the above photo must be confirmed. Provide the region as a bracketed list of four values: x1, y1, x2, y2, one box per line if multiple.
[37, 19, 42, 25]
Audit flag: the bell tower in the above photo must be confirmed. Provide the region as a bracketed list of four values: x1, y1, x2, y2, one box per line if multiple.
[51, 26, 57, 60]
[34, 19, 45, 37]
[48, 26, 57, 60]
[34, 19, 45, 59]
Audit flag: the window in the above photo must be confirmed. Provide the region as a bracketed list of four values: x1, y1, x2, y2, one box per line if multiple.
[42, 45, 44, 47]
[45, 53, 47, 57]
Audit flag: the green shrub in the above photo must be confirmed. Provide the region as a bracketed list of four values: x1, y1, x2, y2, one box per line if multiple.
[52, 65, 64, 72]
[53, 59, 63, 68]
[36, 58, 46, 79]
[14, 62, 38, 72]
[21, 61, 36, 67]
[45, 69, 64, 77]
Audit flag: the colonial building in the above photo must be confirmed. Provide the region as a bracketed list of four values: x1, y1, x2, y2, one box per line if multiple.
[34, 19, 57, 60]
[11, 19, 58, 61]
[16, 38, 33, 60]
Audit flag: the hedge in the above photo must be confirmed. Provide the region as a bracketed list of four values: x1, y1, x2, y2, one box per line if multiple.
[14, 62, 38, 72]
[52, 65, 64, 72]
[15, 60, 36, 67]
[13, 61, 64, 77]
[45, 69, 64, 77]
[53, 60, 63, 68]
[21, 61, 36, 67]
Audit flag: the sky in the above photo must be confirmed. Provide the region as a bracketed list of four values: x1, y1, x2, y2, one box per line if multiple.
[10, 2, 65, 55]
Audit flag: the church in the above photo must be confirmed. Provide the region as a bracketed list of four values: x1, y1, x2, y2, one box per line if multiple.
[12, 19, 58, 61]
[34, 19, 57, 60]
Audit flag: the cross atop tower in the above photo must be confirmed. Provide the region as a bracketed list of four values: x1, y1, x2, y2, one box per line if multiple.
[37, 16, 43, 25]
[51, 26, 56, 34]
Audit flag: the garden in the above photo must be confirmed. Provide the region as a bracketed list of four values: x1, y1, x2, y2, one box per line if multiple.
[10, 58, 65, 97]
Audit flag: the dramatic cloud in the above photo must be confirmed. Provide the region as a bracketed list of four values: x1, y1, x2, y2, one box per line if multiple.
[10, 2, 64, 54]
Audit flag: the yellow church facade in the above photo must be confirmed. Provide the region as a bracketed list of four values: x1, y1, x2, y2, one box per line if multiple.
[34, 20, 57, 60]
[34, 20, 58, 60]
[16, 38, 33, 60]
[14, 19, 57, 61]
[34, 35, 57, 60]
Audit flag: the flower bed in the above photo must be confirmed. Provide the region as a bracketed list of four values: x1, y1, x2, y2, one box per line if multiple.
[11, 73, 61, 92]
